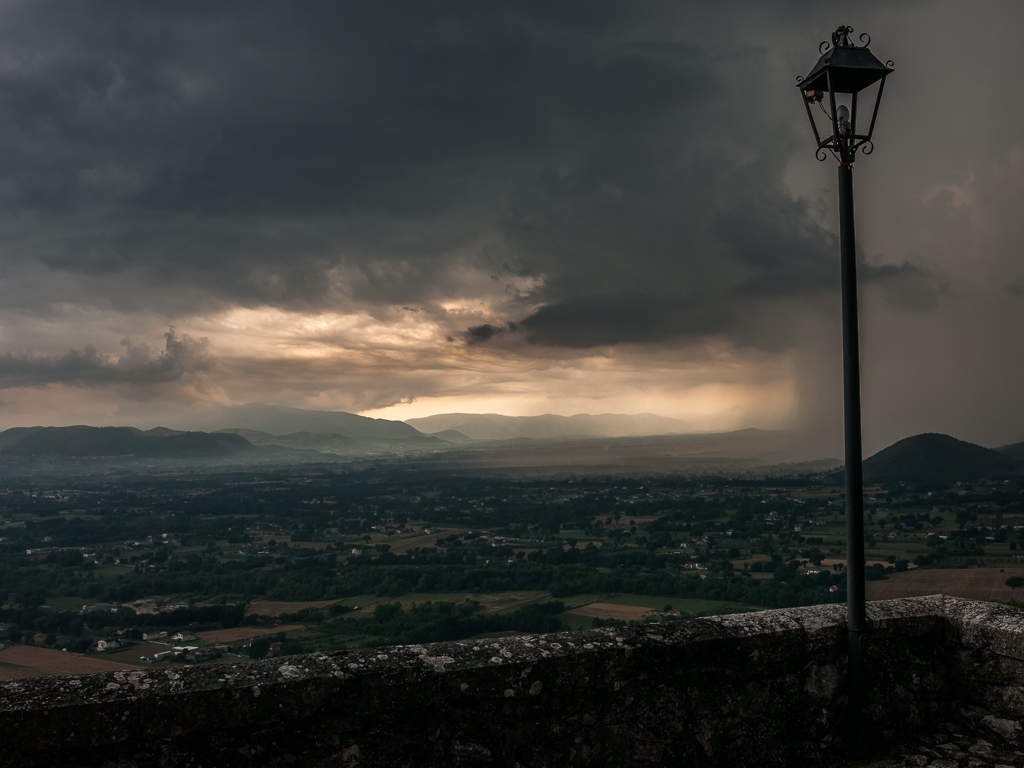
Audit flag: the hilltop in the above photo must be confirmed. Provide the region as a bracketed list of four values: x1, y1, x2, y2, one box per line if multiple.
[863, 433, 1021, 484]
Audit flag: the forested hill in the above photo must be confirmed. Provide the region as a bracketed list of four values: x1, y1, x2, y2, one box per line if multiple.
[998, 441, 1024, 462]
[0, 426, 253, 457]
[863, 433, 1021, 484]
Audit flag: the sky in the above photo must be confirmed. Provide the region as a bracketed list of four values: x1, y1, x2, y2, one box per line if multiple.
[0, 0, 1022, 454]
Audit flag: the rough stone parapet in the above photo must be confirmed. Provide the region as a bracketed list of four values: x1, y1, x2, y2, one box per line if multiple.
[1, 595, 1021, 767]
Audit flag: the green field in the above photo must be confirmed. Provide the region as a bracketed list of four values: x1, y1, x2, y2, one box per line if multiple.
[325, 590, 758, 622]
[283, 589, 765, 645]
[44, 596, 90, 611]
[326, 590, 554, 619]
[599, 594, 759, 614]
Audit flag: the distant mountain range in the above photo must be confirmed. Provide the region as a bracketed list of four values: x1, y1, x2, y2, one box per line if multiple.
[216, 428, 356, 452]
[425, 429, 475, 443]
[406, 407, 769, 440]
[0, 403, 488, 464]
[1, 404, 1021, 484]
[863, 433, 1022, 484]
[176, 403, 759, 441]
[199, 403, 420, 438]
[215, 428, 453, 454]
[0, 426, 252, 458]
[0, 424, 460, 464]
[405, 412, 697, 440]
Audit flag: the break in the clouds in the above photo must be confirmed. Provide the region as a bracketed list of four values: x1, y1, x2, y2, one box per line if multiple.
[0, 1, 1022, 452]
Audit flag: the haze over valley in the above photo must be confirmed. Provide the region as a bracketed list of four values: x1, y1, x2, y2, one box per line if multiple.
[0, 401, 1021, 484]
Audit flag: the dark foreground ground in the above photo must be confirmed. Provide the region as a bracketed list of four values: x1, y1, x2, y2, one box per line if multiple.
[842, 722, 1023, 767]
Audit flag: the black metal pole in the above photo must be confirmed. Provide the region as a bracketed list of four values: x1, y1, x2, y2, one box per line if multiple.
[839, 162, 867, 758]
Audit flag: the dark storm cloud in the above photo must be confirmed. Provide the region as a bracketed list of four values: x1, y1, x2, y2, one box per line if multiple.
[860, 260, 949, 311]
[0, 2, 640, 315]
[0, 2, 635, 221]
[464, 324, 505, 345]
[713, 201, 837, 299]
[0, 330, 212, 388]
[0, 1, 941, 335]
[519, 293, 734, 348]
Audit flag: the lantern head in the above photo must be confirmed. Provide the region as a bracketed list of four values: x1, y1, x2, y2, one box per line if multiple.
[797, 26, 893, 166]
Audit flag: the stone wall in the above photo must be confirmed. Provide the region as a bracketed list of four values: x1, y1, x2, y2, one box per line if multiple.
[945, 598, 1024, 744]
[1, 595, 1021, 767]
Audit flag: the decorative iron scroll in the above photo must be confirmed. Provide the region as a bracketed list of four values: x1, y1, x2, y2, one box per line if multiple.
[831, 26, 854, 47]
[822, 26, 875, 52]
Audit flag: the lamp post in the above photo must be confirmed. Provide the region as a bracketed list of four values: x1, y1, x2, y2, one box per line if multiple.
[797, 26, 893, 759]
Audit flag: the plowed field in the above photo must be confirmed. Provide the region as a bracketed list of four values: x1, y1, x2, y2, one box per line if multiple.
[566, 603, 652, 621]
[246, 600, 343, 616]
[0, 645, 144, 678]
[196, 624, 304, 644]
[866, 567, 1024, 602]
[0, 663, 47, 680]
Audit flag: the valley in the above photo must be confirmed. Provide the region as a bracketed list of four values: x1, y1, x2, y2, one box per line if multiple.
[0, 425, 1021, 679]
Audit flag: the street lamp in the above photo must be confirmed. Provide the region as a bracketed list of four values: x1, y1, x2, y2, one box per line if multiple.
[797, 26, 893, 760]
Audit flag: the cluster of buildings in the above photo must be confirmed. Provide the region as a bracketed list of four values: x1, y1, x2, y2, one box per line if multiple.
[139, 646, 214, 663]
[24, 546, 60, 556]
